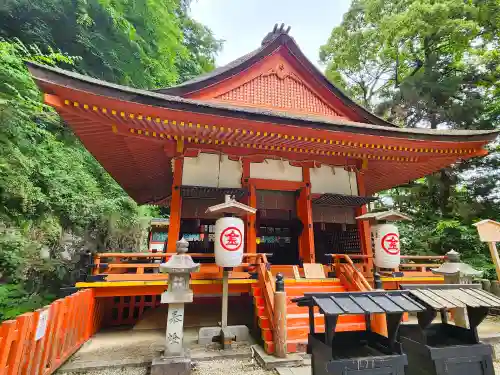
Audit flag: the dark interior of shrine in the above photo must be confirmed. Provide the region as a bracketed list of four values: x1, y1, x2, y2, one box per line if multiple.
[168, 193, 362, 266]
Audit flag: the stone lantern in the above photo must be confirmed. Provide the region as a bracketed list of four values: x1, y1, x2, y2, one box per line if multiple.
[431, 249, 483, 284]
[152, 238, 199, 375]
[160, 237, 199, 305]
[432, 249, 482, 328]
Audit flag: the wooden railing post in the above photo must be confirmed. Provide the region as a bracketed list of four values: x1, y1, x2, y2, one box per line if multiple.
[373, 270, 383, 290]
[85, 289, 96, 340]
[273, 273, 287, 358]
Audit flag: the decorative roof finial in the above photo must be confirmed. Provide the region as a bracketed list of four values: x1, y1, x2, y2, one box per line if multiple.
[261, 23, 292, 46]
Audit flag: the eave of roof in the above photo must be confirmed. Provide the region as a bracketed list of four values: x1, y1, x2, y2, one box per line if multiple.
[27, 62, 499, 143]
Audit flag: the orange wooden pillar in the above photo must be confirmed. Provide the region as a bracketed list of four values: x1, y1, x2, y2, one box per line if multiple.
[298, 167, 315, 263]
[356, 167, 373, 272]
[242, 160, 257, 254]
[167, 156, 184, 253]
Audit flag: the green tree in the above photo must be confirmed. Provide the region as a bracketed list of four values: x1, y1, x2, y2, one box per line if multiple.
[321, 0, 500, 274]
[0, 0, 222, 319]
[0, 0, 222, 88]
[0, 39, 159, 320]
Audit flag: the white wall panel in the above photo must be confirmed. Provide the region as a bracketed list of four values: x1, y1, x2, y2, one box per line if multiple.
[310, 165, 358, 195]
[182, 153, 242, 188]
[250, 159, 302, 181]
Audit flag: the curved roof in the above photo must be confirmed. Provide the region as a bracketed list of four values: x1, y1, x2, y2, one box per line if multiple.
[25, 27, 498, 203]
[155, 29, 398, 128]
[27, 62, 498, 143]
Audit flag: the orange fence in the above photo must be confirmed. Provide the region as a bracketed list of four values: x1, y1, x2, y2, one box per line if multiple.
[0, 289, 102, 375]
[103, 295, 162, 326]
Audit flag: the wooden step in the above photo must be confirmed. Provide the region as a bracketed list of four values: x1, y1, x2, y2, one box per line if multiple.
[251, 275, 371, 355]
[284, 285, 345, 296]
[260, 321, 366, 341]
[257, 313, 365, 329]
[251, 281, 342, 296]
[254, 303, 310, 316]
[253, 293, 345, 307]
[286, 279, 341, 286]
[256, 302, 360, 315]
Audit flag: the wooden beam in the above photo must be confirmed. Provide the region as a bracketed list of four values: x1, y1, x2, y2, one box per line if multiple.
[356, 170, 373, 273]
[241, 159, 257, 254]
[298, 167, 315, 263]
[167, 157, 183, 252]
[248, 178, 305, 191]
[87, 284, 253, 298]
[488, 242, 500, 281]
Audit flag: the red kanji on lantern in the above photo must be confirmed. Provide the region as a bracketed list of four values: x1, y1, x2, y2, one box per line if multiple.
[381, 233, 400, 255]
[220, 227, 243, 251]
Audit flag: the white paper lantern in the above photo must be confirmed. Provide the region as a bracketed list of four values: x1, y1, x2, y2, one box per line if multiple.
[214, 217, 245, 267]
[372, 223, 401, 269]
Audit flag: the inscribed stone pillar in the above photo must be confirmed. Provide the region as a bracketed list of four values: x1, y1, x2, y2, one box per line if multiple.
[165, 303, 185, 356]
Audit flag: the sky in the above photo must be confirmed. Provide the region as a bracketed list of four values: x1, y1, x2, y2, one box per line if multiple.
[189, 0, 352, 69]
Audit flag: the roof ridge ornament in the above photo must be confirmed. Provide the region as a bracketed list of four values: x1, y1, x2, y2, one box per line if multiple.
[261, 23, 292, 46]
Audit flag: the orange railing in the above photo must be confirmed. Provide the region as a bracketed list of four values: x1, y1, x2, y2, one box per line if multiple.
[93, 252, 274, 330]
[0, 289, 102, 375]
[399, 255, 446, 273]
[327, 253, 447, 275]
[330, 254, 372, 291]
[255, 254, 275, 330]
[91, 253, 267, 281]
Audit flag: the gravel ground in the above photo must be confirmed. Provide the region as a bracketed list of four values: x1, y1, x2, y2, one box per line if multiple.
[58, 355, 500, 375]
[59, 358, 274, 375]
[193, 359, 273, 375]
[58, 368, 148, 375]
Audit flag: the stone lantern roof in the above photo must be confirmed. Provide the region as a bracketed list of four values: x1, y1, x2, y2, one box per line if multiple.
[431, 250, 482, 278]
[160, 238, 199, 274]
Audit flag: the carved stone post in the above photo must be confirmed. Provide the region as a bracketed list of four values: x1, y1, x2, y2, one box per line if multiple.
[151, 238, 200, 375]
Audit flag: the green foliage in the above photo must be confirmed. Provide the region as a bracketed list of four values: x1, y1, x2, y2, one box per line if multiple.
[0, 0, 222, 88]
[0, 1, 222, 320]
[323, 0, 500, 277]
[0, 38, 160, 320]
[0, 284, 55, 321]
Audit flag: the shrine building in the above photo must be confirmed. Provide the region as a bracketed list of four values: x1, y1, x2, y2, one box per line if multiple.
[27, 25, 498, 353]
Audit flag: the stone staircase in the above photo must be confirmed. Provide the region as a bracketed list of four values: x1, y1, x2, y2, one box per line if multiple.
[252, 279, 366, 353]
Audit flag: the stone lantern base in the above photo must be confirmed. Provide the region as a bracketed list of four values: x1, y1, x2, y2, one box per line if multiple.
[151, 355, 191, 375]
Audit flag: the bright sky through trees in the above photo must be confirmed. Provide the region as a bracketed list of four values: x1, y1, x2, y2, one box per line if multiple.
[189, 0, 352, 68]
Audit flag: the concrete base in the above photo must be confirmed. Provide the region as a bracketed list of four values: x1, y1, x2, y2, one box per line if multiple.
[276, 366, 312, 375]
[251, 345, 304, 370]
[198, 325, 249, 345]
[191, 345, 253, 361]
[151, 356, 191, 375]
